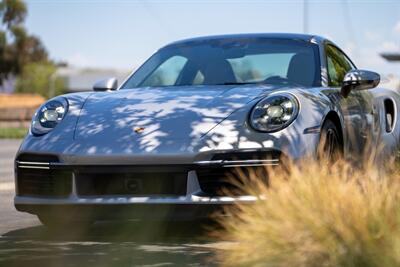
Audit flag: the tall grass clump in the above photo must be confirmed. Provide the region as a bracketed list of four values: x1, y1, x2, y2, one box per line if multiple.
[216, 157, 400, 267]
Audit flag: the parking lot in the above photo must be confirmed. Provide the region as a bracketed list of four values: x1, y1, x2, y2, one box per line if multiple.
[0, 139, 219, 267]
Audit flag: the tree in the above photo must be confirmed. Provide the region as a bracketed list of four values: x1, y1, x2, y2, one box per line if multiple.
[15, 62, 65, 98]
[0, 0, 49, 85]
[0, 0, 26, 27]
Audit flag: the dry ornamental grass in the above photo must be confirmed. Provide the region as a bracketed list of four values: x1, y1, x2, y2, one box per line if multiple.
[215, 157, 400, 267]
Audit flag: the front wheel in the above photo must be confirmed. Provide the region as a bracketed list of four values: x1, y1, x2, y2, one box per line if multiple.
[318, 119, 343, 161]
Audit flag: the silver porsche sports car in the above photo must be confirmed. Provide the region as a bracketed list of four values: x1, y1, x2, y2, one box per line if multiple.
[14, 33, 400, 226]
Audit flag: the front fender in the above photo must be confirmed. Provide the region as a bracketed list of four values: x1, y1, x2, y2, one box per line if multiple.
[17, 92, 92, 157]
[198, 88, 336, 159]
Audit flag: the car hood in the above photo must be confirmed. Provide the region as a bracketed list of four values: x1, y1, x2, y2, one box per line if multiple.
[73, 85, 277, 153]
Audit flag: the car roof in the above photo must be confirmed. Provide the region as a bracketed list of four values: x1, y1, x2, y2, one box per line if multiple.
[166, 33, 327, 47]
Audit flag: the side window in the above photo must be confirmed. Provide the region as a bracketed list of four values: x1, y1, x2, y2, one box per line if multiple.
[140, 56, 188, 87]
[326, 45, 354, 87]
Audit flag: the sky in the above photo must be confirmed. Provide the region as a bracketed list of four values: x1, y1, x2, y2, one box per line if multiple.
[24, 0, 400, 75]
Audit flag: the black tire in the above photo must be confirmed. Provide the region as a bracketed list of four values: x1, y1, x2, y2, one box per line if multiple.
[318, 119, 343, 161]
[38, 214, 93, 230]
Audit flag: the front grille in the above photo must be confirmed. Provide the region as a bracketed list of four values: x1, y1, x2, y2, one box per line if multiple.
[15, 150, 281, 198]
[197, 150, 279, 196]
[16, 168, 72, 197]
[76, 171, 187, 197]
[16, 154, 71, 197]
[211, 150, 282, 161]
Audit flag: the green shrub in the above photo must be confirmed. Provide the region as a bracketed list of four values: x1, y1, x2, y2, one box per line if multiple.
[0, 127, 27, 138]
[15, 62, 66, 98]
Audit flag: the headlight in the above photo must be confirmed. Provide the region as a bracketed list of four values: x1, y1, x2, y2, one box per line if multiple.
[250, 93, 299, 132]
[31, 98, 69, 135]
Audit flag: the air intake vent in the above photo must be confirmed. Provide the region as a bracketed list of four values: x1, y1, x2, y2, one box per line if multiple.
[384, 99, 395, 132]
[75, 171, 187, 197]
[16, 153, 59, 163]
[17, 168, 72, 197]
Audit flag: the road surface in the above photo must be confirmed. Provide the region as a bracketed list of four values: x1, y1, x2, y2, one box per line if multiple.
[0, 139, 221, 266]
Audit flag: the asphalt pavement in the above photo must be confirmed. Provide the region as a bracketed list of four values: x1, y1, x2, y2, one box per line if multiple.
[0, 139, 221, 267]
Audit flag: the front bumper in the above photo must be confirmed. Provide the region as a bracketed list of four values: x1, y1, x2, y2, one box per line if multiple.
[14, 150, 279, 220]
[15, 203, 237, 221]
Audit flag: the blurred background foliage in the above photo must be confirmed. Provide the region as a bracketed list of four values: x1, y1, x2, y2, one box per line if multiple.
[0, 0, 65, 98]
[15, 62, 65, 97]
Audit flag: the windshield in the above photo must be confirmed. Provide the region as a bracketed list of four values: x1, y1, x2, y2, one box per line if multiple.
[121, 38, 321, 89]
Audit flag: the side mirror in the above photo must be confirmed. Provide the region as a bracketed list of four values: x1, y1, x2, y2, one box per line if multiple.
[93, 78, 118, 91]
[341, 70, 380, 98]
